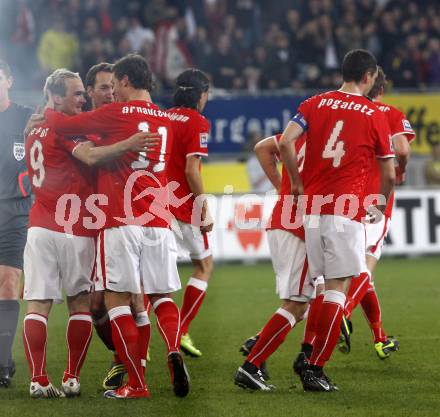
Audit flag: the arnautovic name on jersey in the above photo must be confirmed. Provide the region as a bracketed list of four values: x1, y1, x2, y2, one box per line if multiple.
[317, 98, 375, 115]
[121, 105, 169, 118]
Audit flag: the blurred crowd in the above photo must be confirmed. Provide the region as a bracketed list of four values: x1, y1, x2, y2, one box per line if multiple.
[0, 0, 439, 93]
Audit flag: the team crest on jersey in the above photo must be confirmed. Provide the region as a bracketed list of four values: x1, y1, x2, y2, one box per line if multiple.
[200, 133, 208, 148]
[13, 142, 25, 161]
[403, 119, 412, 131]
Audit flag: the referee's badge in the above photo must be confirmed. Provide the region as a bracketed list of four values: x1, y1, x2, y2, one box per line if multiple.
[13, 142, 25, 161]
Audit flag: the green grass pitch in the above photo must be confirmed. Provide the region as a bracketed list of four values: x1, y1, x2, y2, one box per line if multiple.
[1, 257, 439, 417]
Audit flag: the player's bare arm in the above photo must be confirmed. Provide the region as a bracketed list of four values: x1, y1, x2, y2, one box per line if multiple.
[377, 157, 396, 212]
[72, 132, 160, 166]
[185, 155, 213, 232]
[393, 134, 410, 184]
[254, 136, 282, 191]
[279, 122, 303, 195]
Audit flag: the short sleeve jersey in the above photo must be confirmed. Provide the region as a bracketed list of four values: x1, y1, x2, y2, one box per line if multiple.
[45, 101, 174, 229]
[291, 90, 394, 221]
[368, 102, 415, 218]
[25, 122, 96, 236]
[0, 102, 33, 200]
[166, 107, 210, 224]
[267, 134, 306, 240]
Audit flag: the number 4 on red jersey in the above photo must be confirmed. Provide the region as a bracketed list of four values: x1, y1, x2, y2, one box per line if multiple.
[289, 90, 393, 220]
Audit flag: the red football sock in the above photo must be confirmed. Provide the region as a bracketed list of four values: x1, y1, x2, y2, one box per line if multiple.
[64, 313, 93, 381]
[135, 311, 151, 369]
[153, 298, 181, 353]
[344, 272, 370, 319]
[108, 306, 144, 389]
[303, 293, 324, 346]
[180, 278, 207, 335]
[23, 313, 49, 386]
[93, 313, 115, 352]
[309, 290, 346, 367]
[247, 308, 296, 368]
[361, 284, 387, 343]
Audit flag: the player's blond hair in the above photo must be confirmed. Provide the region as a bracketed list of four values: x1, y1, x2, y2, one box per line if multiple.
[43, 69, 81, 102]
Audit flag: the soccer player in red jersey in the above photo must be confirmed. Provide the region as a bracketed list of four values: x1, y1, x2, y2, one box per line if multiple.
[234, 133, 325, 390]
[339, 67, 415, 358]
[84, 62, 122, 388]
[167, 69, 214, 358]
[22, 69, 153, 399]
[83, 62, 153, 391]
[85, 62, 114, 110]
[44, 54, 189, 399]
[279, 49, 396, 391]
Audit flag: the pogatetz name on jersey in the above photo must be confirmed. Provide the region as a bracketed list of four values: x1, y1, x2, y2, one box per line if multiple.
[317, 98, 375, 115]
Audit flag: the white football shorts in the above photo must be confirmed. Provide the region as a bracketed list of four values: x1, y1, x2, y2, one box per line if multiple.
[95, 226, 181, 294]
[365, 216, 390, 260]
[23, 227, 95, 302]
[267, 229, 316, 302]
[172, 219, 212, 260]
[304, 215, 367, 280]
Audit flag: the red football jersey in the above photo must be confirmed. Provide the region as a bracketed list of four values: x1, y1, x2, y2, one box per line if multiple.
[167, 107, 210, 224]
[45, 101, 174, 229]
[25, 122, 96, 236]
[292, 90, 394, 222]
[267, 134, 306, 240]
[368, 102, 415, 218]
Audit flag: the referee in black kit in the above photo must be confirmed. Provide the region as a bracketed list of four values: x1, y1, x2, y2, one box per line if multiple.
[0, 60, 32, 387]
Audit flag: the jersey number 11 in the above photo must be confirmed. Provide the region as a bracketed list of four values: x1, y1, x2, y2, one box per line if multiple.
[131, 121, 167, 172]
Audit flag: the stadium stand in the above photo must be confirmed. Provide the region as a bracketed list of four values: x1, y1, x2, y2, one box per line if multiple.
[0, 0, 439, 92]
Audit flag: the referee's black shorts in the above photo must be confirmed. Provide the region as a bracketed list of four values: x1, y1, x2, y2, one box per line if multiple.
[0, 198, 31, 270]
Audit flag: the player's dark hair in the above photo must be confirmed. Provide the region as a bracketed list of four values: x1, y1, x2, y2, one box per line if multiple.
[341, 49, 377, 83]
[367, 66, 386, 100]
[112, 54, 153, 91]
[172, 69, 210, 110]
[0, 59, 12, 78]
[85, 62, 113, 88]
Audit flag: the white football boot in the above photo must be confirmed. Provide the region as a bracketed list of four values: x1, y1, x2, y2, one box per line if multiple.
[30, 381, 66, 398]
[61, 377, 81, 397]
